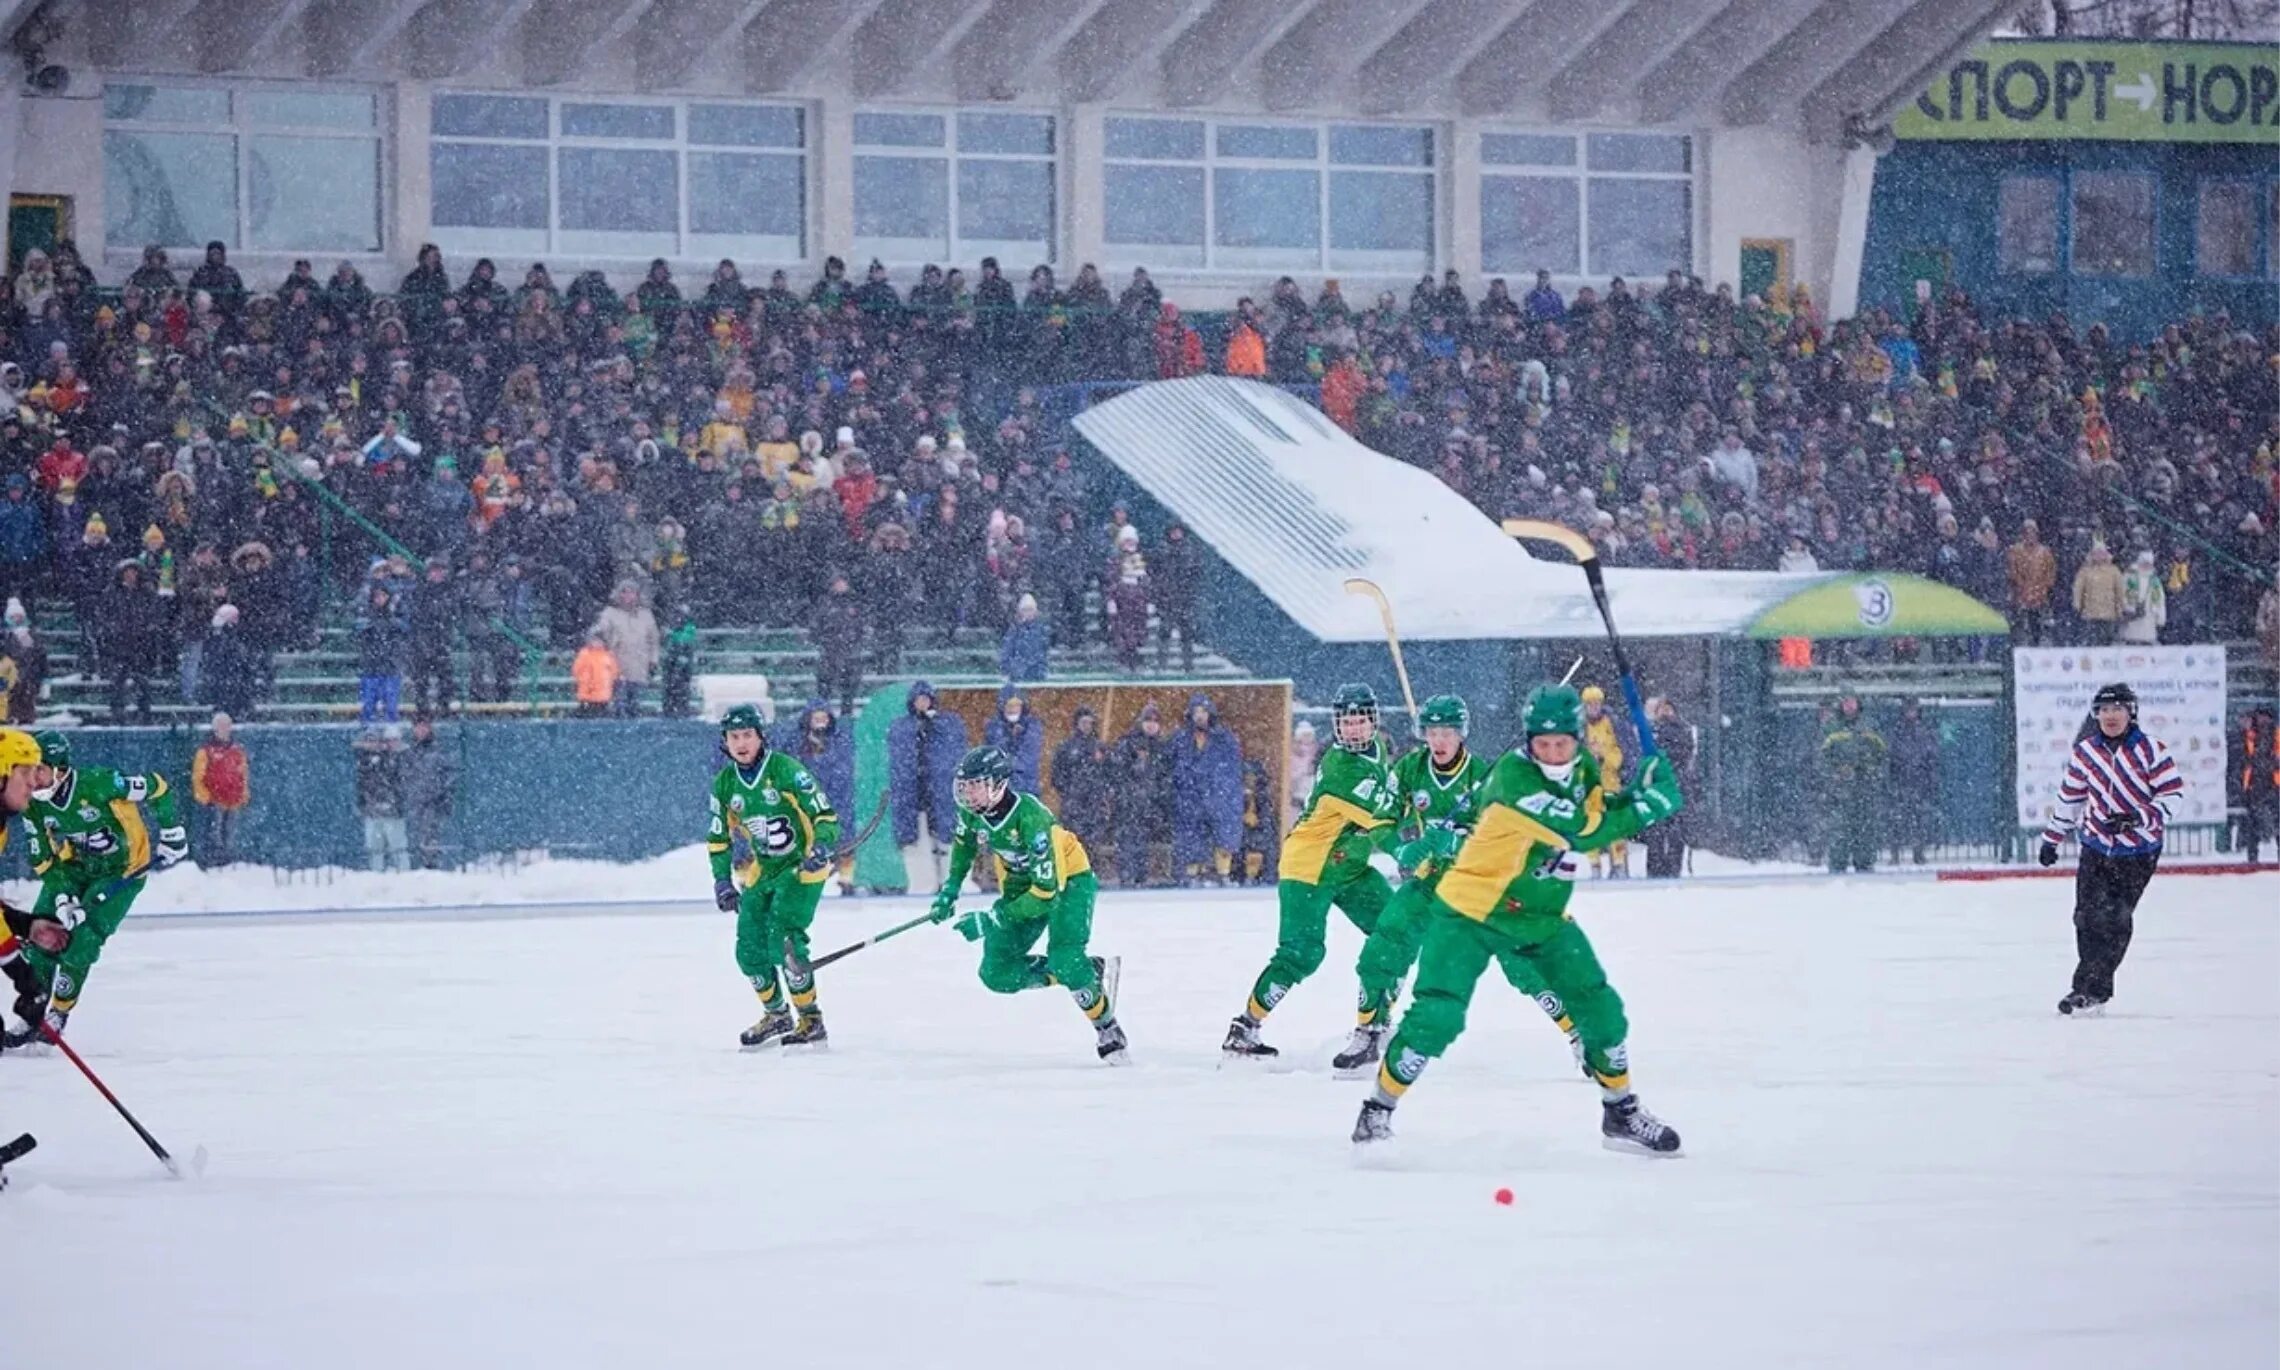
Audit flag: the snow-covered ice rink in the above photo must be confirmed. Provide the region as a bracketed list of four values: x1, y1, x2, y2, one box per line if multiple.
[4, 873, 2275, 1369]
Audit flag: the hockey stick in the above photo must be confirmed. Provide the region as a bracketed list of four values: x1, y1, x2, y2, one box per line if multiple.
[41, 1025, 204, 1180]
[792, 909, 942, 975]
[0, 1133, 33, 1166]
[1500, 520, 1660, 758]
[834, 786, 892, 860]
[1342, 577, 1420, 731]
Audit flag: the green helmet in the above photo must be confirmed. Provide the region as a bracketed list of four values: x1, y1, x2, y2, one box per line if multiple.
[1521, 685, 1584, 741]
[1330, 683, 1379, 753]
[30, 729, 69, 771]
[1419, 694, 1469, 737]
[954, 745, 1013, 811]
[720, 705, 767, 761]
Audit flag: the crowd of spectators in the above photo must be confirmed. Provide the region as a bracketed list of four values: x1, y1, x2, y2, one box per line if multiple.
[0, 234, 2272, 725]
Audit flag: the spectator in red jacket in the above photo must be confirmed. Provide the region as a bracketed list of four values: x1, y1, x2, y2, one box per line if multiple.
[33, 433, 85, 493]
[191, 711, 250, 867]
[1153, 303, 1204, 380]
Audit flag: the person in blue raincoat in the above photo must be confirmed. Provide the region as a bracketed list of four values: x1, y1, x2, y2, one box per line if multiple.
[1170, 692, 1245, 884]
[776, 697, 858, 885]
[983, 685, 1043, 795]
[888, 679, 969, 892]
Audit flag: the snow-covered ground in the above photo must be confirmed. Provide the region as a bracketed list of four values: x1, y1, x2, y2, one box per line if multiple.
[3, 875, 2275, 1369]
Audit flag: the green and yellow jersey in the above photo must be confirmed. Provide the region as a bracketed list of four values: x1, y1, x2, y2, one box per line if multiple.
[945, 792, 1092, 902]
[707, 751, 841, 888]
[1390, 744, 1492, 878]
[1435, 751, 1654, 922]
[1282, 738, 1398, 886]
[23, 766, 178, 889]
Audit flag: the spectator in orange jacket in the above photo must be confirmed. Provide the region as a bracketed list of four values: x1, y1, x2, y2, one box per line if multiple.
[1320, 352, 1364, 432]
[1223, 299, 1267, 377]
[190, 710, 250, 866]
[572, 633, 619, 717]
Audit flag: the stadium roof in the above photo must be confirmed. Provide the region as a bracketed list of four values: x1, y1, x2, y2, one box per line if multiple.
[55, 0, 2014, 137]
[1072, 378, 2008, 641]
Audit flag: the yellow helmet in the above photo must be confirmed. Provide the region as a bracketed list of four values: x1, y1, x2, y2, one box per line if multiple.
[0, 727, 41, 770]
[1580, 685, 1607, 706]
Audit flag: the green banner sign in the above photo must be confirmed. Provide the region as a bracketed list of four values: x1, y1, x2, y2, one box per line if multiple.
[1894, 40, 2280, 142]
[1746, 575, 2009, 640]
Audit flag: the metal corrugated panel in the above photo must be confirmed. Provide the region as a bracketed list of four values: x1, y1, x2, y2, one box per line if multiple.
[1072, 378, 1814, 642]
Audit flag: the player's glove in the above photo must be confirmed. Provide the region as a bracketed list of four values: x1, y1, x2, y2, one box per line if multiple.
[928, 889, 959, 924]
[951, 908, 991, 942]
[2105, 810, 2140, 833]
[154, 826, 189, 869]
[713, 879, 740, 912]
[799, 847, 833, 876]
[1629, 756, 1682, 821]
[2037, 841, 2060, 867]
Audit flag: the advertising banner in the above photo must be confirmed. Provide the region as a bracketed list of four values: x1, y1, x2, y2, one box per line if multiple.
[1895, 40, 2280, 143]
[2012, 645, 2228, 828]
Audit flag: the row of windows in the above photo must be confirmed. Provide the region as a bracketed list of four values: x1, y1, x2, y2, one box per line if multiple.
[1997, 172, 2280, 280]
[102, 82, 1702, 280]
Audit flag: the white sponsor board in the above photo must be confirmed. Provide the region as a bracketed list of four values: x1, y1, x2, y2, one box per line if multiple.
[2012, 645, 2228, 827]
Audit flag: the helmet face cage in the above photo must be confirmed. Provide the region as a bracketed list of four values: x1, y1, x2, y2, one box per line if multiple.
[1333, 698, 1378, 752]
[956, 774, 1006, 812]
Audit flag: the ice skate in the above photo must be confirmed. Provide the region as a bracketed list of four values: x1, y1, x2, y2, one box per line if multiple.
[1331, 1023, 1387, 1078]
[2057, 991, 2107, 1018]
[1601, 1095, 1682, 1156]
[785, 1012, 830, 1049]
[1095, 1020, 1130, 1066]
[1351, 1099, 1395, 1146]
[1220, 1014, 1278, 1063]
[738, 1012, 795, 1051]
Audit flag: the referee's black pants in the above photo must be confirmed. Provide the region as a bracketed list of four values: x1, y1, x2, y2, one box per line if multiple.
[2072, 849, 2159, 1001]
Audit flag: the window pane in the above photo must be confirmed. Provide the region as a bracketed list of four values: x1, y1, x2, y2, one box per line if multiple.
[561, 102, 675, 139]
[558, 147, 677, 229]
[431, 142, 548, 228]
[1217, 124, 1317, 160]
[244, 89, 377, 130]
[1586, 176, 1690, 276]
[690, 152, 803, 237]
[1482, 132, 1576, 167]
[2071, 171, 2153, 276]
[855, 112, 946, 148]
[1213, 166, 1320, 265]
[103, 84, 229, 124]
[958, 112, 1053, 155]
[1586, 132, 1689, 174]
[1329, 170, 1431, 269]
[1330, 125, 1432, 167]
[854, 154, 950, 259]
[1997, 177, 2060, 273]
[433, 92, 548, 139]
[1104, 164, 1204, 262]
[688, 103, 803, 148]
[1105, 117, 1204, 160]
[248, 135, 380, 251]
[104, 131, 237, 249]
[958, 158, 1053, 257]
[1482, 174, 1579, 274]
[2196, 180, 2257, 277]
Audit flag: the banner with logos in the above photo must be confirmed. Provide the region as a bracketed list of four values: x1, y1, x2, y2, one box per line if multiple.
[2012, 645, 2228, 828]
[1896, 40, 2280, 143]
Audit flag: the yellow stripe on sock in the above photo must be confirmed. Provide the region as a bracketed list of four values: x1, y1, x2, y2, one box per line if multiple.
[790, 986, 818, 1010]
[1375, 1062, 1410, 1098]
[1356, 1005, 1379, 1027]
[1246, 997, 1272, 1022]
[1555, 1014, 1575, 1032]
[1084, 994, 1110, 1022]
[1593, 1069, 1631, 1094]
[755, 983, 782, 1007]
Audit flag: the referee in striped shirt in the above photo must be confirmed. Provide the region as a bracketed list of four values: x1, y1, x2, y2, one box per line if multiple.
[2038, 682, 2184, 1016]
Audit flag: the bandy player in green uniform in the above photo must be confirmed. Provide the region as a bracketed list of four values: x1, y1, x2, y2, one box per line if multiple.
[1353, 685, 1685, 1156]
[708, 705, 840, 1051]
[1222, 683, 1398, 1063]
[927, 746, 1128, 1064]
[1333, 694, 1587, 1079]
[4, 731, 185, 1045]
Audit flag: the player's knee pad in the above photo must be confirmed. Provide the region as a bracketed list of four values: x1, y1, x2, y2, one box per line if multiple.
[977, 958, 1031, 995]
[1400, 989, 1467, 1057]
[1043, 947, 1092, 990]
[1280, 936, 1327, 979]
[1566, 981, 1628, 1049]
